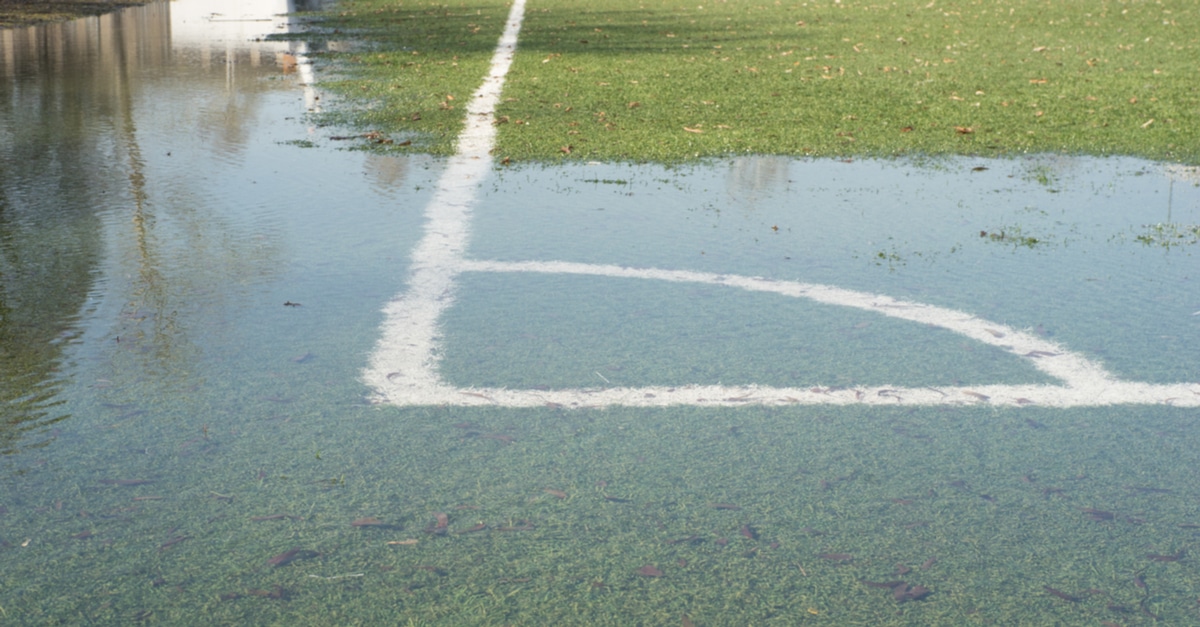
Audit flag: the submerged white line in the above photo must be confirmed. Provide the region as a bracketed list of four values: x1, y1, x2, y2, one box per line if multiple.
[362, 0, 1198, 410]
[380, 381, 1200, 409]
[373, 259, 1199, 408]
[363, 0, 526, 400]
[462, 260, 1113, 389]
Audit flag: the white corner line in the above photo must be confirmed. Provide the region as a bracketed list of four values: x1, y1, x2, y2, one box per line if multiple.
[361, 0, 1199, 410]
[364, 0, 526, 398]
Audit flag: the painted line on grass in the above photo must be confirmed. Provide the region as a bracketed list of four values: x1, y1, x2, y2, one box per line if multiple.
[370, 259, 1199, 408]
[362, 0, 1199, 409]
[364, 0, 525, 397]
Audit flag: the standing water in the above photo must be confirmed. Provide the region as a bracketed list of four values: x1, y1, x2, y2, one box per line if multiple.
[2, 0, 1200, 624]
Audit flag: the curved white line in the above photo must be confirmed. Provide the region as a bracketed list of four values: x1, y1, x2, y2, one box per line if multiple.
[362, 0, 1200, 409]
[368, 259, 1199, 408]
[460, 260, 1112, 389]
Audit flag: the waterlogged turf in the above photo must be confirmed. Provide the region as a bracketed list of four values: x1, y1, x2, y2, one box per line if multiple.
[3, 1, 1200, 626]
[441, 271, 1056, 390]
[456, 158, 1200, 387]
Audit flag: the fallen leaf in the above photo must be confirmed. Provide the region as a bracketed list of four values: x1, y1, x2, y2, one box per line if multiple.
[955, 126, 974, 134]
[683, 126, 704, 134]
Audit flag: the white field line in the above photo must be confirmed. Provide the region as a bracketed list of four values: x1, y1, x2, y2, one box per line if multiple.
[363, 0, 525, 397]
[370, 259, 1200, 408]
[463, 260, 1110, 388]
[362, 0, 1200, 409]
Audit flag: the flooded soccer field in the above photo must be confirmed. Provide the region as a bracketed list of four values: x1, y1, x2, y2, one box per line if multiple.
[1, 1, 1199, 625]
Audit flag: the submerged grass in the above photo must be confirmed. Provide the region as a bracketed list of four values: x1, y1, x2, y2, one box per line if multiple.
[307, 0, 1200, 164]
[439, 272, 1057, 390]
[295, 0, 516, 154]
[7, 398, 1200, 625]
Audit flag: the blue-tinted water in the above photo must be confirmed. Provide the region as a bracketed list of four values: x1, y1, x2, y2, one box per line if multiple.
[1, 1, 1199, 624]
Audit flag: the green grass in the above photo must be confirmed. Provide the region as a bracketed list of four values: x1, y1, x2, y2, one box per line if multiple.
[305, 0, 1200, 164]
[294, 0, 517, 155]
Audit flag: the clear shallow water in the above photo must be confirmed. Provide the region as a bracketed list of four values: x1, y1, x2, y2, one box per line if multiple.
[2, 2, 1200, 625]
[470, 157, 1200, 386]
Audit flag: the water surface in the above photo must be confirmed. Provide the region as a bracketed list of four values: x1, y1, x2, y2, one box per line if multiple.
[1, 2, 1199, 625]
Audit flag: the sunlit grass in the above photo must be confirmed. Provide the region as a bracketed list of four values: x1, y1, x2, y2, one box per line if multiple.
[301, 0, 1199, 164]
[494, 0, 1200, 163]
[295, 0, 515, 155]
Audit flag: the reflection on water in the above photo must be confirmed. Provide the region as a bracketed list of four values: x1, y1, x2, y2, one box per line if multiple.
[725, 155, 792, 210]
[1, 2, 1199, 625]
[363, 153, 413, 191]
[0, 0, 322, 455]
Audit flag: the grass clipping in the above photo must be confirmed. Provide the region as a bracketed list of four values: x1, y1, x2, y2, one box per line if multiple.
[316, 0, 1200, 164]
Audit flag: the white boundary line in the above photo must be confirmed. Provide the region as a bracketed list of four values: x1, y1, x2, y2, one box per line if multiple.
[362, 0, 1200, 409]
[364, 0, 525, 397]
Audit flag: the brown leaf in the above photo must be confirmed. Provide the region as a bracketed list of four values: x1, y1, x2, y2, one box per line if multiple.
[955, 126, 974, 134]
[636, 565, 664, 577]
